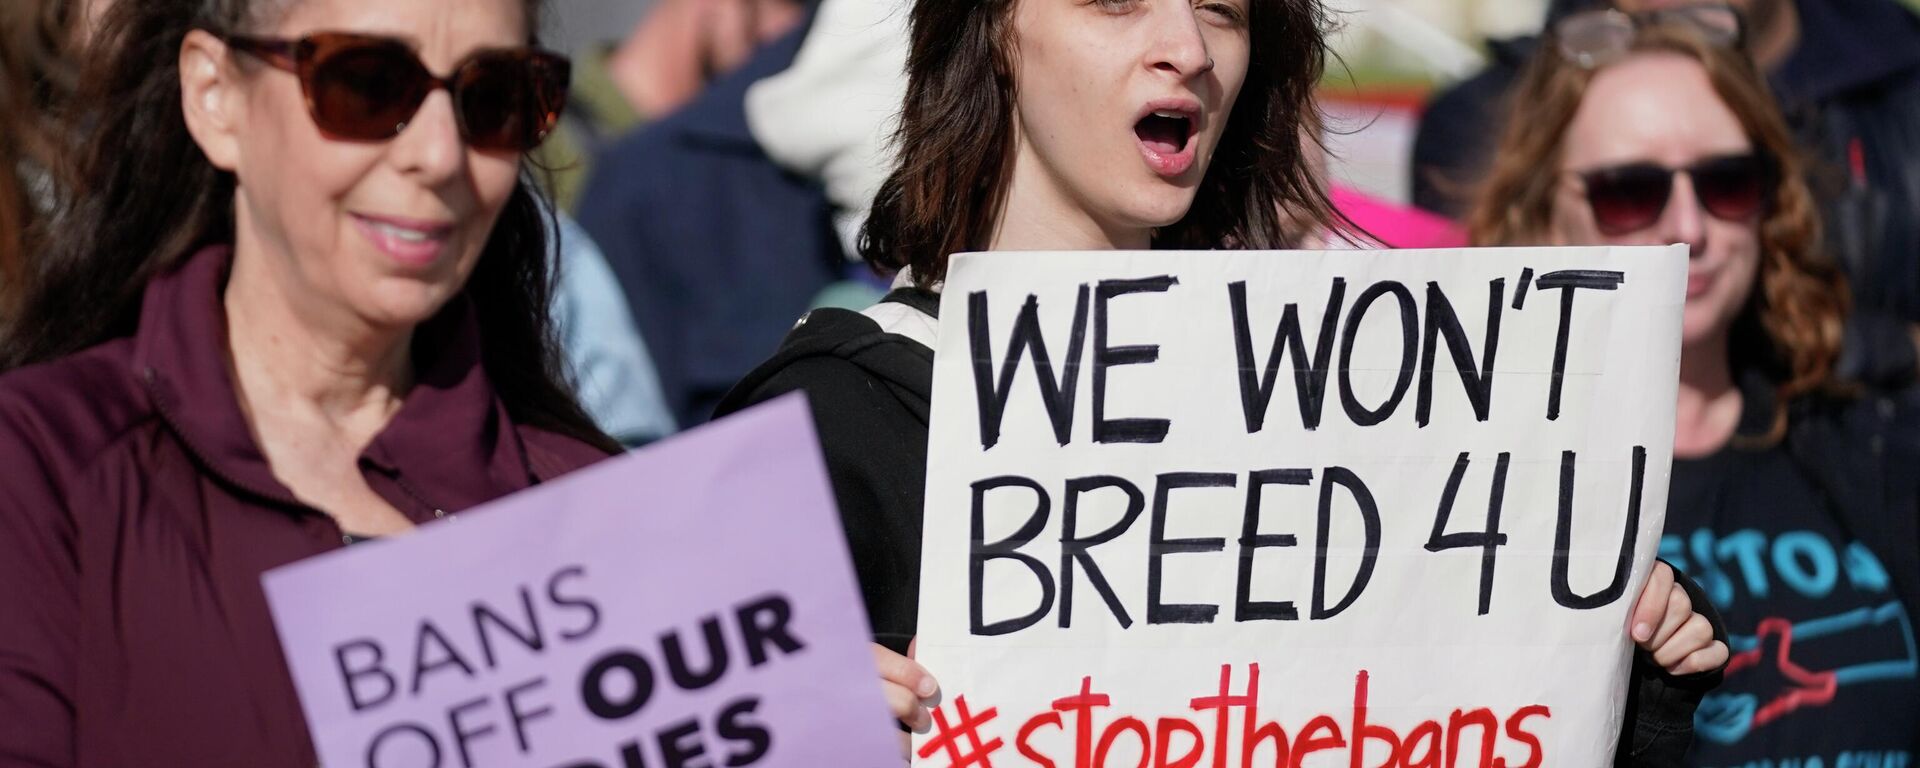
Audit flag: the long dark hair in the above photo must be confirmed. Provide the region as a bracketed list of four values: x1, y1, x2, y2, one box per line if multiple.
[862, 0, 1344, 287]
[5, 0, 621, 454]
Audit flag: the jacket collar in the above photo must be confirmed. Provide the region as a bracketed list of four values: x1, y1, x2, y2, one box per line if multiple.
[130, 245, 533, 514]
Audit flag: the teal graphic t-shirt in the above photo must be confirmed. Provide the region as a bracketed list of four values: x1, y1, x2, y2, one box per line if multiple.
[1664, 443, 1918, 768]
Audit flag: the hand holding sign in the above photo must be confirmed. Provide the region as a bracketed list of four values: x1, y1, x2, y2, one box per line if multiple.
[1632, 561, 1729, 675]
[877, 641, 942, 755]
[913, 246, 1692, 768]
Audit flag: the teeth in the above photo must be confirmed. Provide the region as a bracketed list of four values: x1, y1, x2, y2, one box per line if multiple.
[1153, 110, 1186, 119]
[373, 221, 433, 243]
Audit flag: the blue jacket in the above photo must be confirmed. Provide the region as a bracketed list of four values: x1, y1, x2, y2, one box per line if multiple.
[551, 213, 676, 445]
[576, 13, 845, 428]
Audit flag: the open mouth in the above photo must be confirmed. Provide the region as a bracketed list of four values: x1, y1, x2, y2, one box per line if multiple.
[1134, 111, 1194, 156]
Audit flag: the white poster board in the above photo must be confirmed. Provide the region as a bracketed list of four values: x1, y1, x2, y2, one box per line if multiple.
[913, 247, 1687, 768]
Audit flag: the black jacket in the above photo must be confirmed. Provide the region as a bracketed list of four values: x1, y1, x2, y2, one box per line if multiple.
[718, 289, 1725, 766]
[1752, 361, 1920, 617]
[1411, 0, 1920, 324]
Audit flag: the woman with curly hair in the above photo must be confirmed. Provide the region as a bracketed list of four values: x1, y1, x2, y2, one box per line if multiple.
[1471, 11, 1920, 764]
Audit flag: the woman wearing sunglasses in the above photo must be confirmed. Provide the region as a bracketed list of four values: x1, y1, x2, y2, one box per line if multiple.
[0, 0, 620, 763]
[1471, 19, 1920, 766]
[718, 0, 1728, 761]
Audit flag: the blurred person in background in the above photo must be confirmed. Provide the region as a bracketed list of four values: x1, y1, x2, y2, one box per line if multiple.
[536, 0, 807, 209]
[531, 0, 813, 440]
[578, 1, 849, 429]
[1470, 19, 1920, 766]
[549, 209, 679, 445]
[743, 0, 905, 268]
[1418, 0, 1920, 326]
[0, 0, 621, 762]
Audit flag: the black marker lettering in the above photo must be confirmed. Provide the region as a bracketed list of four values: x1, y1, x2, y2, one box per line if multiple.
[1059, 475, 1145, 629]
[1551, 446, 1646, 609]
[968, 288, 1091, 448]
[1416, 279, 1504, 426]
[1536, 270, 1625, 421]
[1237, 469, 1313, 621]
[1313, 467, 1381, 619]
[1228, 279, 1346, 432]
[1338, 281, 1419, 427]
[1424, 452, 1511, 615]
[970, 476, 1056, 635]
[1092, 276, 1178, 443]
[1148, 473, 1235, 624]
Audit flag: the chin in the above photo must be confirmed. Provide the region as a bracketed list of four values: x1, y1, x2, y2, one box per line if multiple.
[1113, 189, 1202, 232]
[1679, 309, 1737, 349]
[359, 284, 464, 330]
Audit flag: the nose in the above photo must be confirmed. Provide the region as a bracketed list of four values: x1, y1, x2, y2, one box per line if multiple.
[1661, 173, 1709, 257]
[386, 89, 468, 187]
[1149, 4, 1215, 79]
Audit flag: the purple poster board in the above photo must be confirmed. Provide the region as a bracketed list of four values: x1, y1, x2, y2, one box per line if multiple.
[264, 395, 899, 768]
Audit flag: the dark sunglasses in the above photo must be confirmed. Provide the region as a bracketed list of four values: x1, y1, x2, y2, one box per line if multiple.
[1553, 3, 1745, 69]
[222, 31, 571, 152]
[1578, 153, 1772, 236]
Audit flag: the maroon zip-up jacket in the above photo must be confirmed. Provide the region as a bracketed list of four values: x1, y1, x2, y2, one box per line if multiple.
[0, 246, 612, 767]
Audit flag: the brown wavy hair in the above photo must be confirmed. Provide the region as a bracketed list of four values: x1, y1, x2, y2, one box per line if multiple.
[1468, 23, 1847, 440]
[863, 0, 1343, 287]
[0, 0, 81, 323]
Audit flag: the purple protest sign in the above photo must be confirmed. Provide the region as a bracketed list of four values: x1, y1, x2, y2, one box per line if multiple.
[263, 394, 900, 768]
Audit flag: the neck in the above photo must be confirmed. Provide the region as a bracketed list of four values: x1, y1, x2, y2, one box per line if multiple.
[1673, 335, 1742, 458]
[992, 144, 1153, 252]
[223, 239, 413, 433]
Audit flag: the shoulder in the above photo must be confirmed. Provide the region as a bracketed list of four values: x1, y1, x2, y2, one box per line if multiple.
[717, 307, 932, 420]
[1785, 380, 1920, 467]
[0, 340, 152, 460]
[0, 340, 153, 506]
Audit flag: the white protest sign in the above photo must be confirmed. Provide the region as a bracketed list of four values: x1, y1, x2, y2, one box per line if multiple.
[912, 247, 1687, 768]
[264, 396, 901, 768]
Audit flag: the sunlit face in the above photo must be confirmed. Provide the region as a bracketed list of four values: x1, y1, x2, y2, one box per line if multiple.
[222, 0, 527, 330]
[1005, 0, 1251, 243]
[1549, 52, 1761, 350]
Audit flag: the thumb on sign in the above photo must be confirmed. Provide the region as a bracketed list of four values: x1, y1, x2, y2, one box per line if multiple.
[877, 639, 940, 758]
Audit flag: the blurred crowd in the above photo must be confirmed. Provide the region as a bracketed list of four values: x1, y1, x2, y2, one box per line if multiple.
[2, 0, 1917, 765]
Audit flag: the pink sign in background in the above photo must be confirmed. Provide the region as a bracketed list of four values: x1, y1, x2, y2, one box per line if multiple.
[265, 395, 900, 768]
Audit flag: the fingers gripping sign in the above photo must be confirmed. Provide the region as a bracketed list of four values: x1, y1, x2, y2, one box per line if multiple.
[1631, 562, 1731, 676]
